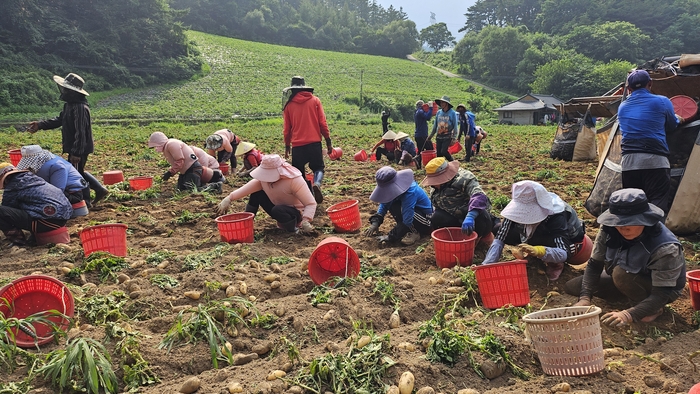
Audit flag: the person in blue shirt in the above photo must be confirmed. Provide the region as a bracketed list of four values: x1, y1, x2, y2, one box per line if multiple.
[364, 166, 433, 246]
[394, 132, 419, 168]
[456, 104, 477, 162]
[427, 96, 459, 161]
[414, 100, 436, 155]
[617, 69, 682, 215]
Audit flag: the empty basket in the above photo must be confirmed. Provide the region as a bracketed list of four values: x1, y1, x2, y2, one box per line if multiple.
[326, 200, 361, 233]
[215, 212, 254, 244]
[79, 224, 128, 257]
[431, 227, 477, 268]
[523, 306, 604, 376]
[472, 260, 530, 309]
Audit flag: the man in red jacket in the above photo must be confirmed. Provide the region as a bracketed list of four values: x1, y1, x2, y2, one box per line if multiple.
[283, 76, 333, 204]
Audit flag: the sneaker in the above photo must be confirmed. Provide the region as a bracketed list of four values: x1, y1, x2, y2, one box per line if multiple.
[545, 262, 565, 281]
[312, 184, 323, 204]
[400, 231, 420, 246]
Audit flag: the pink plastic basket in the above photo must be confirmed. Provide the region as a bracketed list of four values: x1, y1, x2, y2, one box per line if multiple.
[215, 212, 254, 244]
[326, 200, 361, 233]
[0, 275, 74, 347]
[431, 227, 477, 268]
[79, 224, 128, 257]
[472, 260, 530, 309]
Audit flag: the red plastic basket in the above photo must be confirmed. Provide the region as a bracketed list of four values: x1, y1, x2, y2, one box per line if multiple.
[7, 149, 22, 166]
[79, 224, 128, 257]
[0, 275, 74, 348]
[215, 212, 254, 244]
[472, 260, 530, 309]
[670, 95, 697, 120]
[688, 270, 700, 311]
[329, 147, 343, 160]
[219, 163, 230, 175]
[326, 200, 361, 233]
[36, 227, 70, 246]
[128, 176, 153, 191]
[102, 170, 124, 185]
[431, 227, 478, 268]
[354, 149, 368, 162]
[421, 150, 437, 167]
[308, 237, 360, 285]
[447, 141, 463, 154]
[568, 234, 593, 265]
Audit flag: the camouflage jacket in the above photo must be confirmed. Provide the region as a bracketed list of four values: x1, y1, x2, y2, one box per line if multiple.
[430, 169, 490, 218]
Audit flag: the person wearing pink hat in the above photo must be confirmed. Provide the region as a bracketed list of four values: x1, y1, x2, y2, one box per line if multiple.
[217, 154, 316, 233]
[148, 132, 221, 193]
[482, 180, 585, 281]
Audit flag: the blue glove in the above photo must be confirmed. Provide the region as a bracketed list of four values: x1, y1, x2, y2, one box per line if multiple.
[462, 211, 478, 234]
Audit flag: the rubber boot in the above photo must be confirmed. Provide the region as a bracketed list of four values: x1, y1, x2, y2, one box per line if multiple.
[84, 171, 109, 205]
[312, 170, 324, 204]
[82, 185, 92, 209]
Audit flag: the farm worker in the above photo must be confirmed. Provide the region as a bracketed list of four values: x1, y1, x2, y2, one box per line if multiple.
[427, 95, 458, 161]
[617, 69, 681, 215]
[205, 128, 241, 171]
[282, 76, 334, 204]
[414, 100, 436, 155]
[16, 145, 89, 218]
[27, 73, 109, 207]
[482, 180, 586, 281]
[365, 166, 433, 246]
[474, 125, 487, 155]
[235, 141, 263, 178]
[217, 154, 316, 234]
[0, 163, 72, 246]
[421, 157, 493, 243]
[456, 103, 477, 162]
[148, 132, 222, 193]
[190, 145, 225, 184]
[370, 130, 399, 163]
[394, 132, 419, 168]
[564, 189, 686, 326]
[381, 110, 391, 134]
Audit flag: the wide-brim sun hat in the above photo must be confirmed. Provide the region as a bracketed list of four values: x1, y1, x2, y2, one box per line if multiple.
[370, 166, 414, 204]
[435, 95, 453, 108]
[250, 154, 300, 183]
[500, 180, 554, 224]
[382, 130, 397, 140]
[205, 134, 224, 150]
[53, 73, 89, 96]
[597, 188, 664, 227]
[421, 157, 460, 186]
[282, 76, 314, 93]
[0, 163, 28, 188]
[456, 103, 467, 111]
[394, 132, 409, 141]
[235, 141, 256, 156]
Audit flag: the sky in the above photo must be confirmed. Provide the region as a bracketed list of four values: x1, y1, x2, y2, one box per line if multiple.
[374, 0, 477, 42]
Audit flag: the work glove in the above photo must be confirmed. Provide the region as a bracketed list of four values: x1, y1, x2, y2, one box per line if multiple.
[461, 211, 478, 234]
[601, 310, 633, 327]
[298, 220, 314, 234]
[518, 244, 546, 259]
[162, 171, 173, 181]
[377, 235, 390, 244]
[217, 196, 231, 215]
[68, 154, 81, 166]
[365, 222, 380, 237]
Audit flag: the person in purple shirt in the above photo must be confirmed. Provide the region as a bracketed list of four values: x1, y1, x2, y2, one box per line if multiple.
[617, 69, 682, 215]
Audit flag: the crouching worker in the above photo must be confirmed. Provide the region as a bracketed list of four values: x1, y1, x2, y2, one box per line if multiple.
[206, 129, 241, 171]
[394, 132, 419, 168]
[148, 132, 221, 193]
[0, 163, 72, 246]
[365, 166, 432, 245]
[217, 154, 316, 234]
[482, 180, 585, 281]
[422, 158, 493, 243]
[190, 144, 225, 184]
[564, 189, 685, 326]
[16, 145, 89, 218]
[235, 142, 263, 178]
[371, 131, 398, 163]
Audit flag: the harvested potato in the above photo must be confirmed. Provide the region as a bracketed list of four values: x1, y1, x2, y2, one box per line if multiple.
[386, 386, 400, 394]
[398, 371, 414, 394]
[184, 291, 201, 300]
[389, 311, 400, 328]
[227, 382, 243, 393]
[179, 376, 200, 393]
[263, 274, 280, 283]
[357, 335, 371, 348]
[266, 370, 286, 381]
[416, 387, 435, 394]
[239, 281, 248, 295]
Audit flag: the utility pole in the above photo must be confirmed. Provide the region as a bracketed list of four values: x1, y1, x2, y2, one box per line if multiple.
[360, 70, 363, 109]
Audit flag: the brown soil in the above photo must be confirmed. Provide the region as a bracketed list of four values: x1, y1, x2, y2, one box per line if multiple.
[2, 131, 700, 394]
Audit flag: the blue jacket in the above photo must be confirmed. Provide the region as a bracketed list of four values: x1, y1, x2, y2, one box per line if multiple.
[431, 108, 458, 140]
[377, 182, 432, 226]
[400, 138, 417, 156]
[618, 89, 678, 157]
[414, 107, 434, 138]
[2, 172, 72, 220]
[458, 111, 477, 139]
[36, 156, 87, 194]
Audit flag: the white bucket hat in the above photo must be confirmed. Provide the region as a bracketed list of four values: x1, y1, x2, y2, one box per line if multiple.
[500, 180, 554, 224]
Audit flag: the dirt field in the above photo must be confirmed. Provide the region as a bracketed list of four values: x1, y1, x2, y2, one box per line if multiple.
[2, 126, 700, 394]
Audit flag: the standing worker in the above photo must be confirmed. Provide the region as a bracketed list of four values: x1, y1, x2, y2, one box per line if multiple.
[414, 100, 436, 156]
[27, 73, 109, 207]
[617, 69, 681, 215]
[427, 96, 458, 161]
[456, 104, 476, 162]
[282, 76, 333, 204]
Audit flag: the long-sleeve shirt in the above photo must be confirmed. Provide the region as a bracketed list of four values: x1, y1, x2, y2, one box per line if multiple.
[36, 156, 86, 194]
[398, 138, 417, 156]
[207, 129, 240, 168]
[283, 91, 330, 148]
[226, 177, 317, 220]
[414, 107, 434, 138]
[191, 146, 219, 169]
[618, 88, 678, 158]
[429, 108, 458, 141]
[430, 169, 490, 219]
[2, 172, 72, 220]
[377, 182, 432, 226]
[163, 139, 197, 175]
[38, 99, 94, 157]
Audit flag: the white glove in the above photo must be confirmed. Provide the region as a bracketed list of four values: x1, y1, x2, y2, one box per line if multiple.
[217, 196, 231, 215]
[299, 220, 314, 234]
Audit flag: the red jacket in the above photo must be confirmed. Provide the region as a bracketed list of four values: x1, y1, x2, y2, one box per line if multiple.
[283, 91, 330, 147]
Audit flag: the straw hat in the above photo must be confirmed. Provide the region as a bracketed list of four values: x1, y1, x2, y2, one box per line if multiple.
[500, 180, 554, 224]
[394, 132, 409, 141]
[421, 157, 460, 186]
[250, 154, 301, 182]
[597, 188, 664, 227]
[235, 141, 256, 156]
[53, 73, 89, 96]
[370, 166, 414, 203]
[282, 76, 314, 93]
[382, 130, 397, 140]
